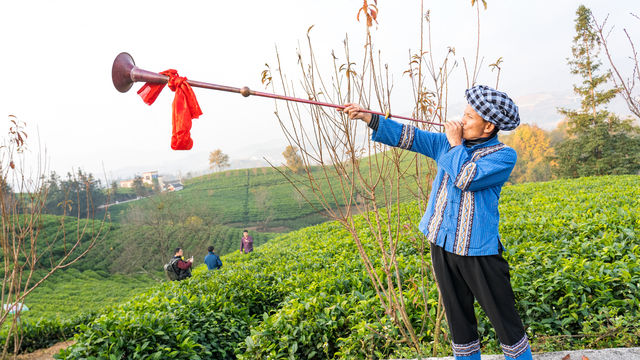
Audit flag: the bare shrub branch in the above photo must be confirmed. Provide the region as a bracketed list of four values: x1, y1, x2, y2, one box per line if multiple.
[594, 13, 640, 118]
[0, 117, 107, 356]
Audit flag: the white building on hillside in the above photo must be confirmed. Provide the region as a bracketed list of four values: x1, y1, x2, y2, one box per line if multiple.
[119, 171, 159, 188]
[119, 171, 184, 192]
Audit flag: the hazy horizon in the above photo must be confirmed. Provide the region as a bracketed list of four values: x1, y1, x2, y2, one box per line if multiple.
[1, 1, 637, 182]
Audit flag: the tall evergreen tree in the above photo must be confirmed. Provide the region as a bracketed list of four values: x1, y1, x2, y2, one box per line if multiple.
[555, 5, 640, 177]
[110, 180, 118, 197]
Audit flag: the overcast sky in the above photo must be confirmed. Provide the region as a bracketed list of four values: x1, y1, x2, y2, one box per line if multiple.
[0, 1, 637, 181]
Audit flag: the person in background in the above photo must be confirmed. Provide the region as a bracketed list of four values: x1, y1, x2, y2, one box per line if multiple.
[204, 245, 222, 270]
[171, 247, 193, 280]
[240, 230, 253, 254]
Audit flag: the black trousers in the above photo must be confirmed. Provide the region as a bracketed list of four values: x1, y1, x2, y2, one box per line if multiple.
[431, 243, 526, 350]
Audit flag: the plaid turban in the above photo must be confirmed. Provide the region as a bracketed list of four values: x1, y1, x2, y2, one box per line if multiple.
[465, 85, 520, 131]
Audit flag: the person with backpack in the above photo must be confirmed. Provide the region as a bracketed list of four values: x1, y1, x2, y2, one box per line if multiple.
[204, 245, 222, 270]
[167, 247, 193, 281]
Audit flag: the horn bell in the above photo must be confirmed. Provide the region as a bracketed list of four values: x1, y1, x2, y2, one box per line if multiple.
[112, 52, 136, 93]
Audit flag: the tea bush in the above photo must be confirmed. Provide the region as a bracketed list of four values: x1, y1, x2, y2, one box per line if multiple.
[5, 313, 97, 353]
[501, 175, 640, 349]
[0, 270, 156, 353]
[21, 270, 155, 320]
[58, 175, 639, 359]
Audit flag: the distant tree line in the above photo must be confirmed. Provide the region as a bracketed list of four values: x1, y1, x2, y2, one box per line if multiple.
[42, 170, 168, 218]
[43, 170, 106, 218]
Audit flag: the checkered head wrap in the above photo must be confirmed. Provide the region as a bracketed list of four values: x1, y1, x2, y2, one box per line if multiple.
[465, 85, 520, 131]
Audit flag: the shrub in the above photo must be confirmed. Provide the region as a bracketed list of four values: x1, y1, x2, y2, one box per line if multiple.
[58, 175, 640, 359]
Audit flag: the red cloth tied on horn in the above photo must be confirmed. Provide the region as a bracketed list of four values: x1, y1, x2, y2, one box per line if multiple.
[137, 69, 203, 150]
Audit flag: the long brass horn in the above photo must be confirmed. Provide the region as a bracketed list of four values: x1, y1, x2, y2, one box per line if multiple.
[111, 52, 442, 126]
[112, 52, 169, 93]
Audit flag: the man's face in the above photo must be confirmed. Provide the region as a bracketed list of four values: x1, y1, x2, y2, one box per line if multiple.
[243, 232, 248, 237]
[176, 249, 183, 257]
[462, 104, 494, 140]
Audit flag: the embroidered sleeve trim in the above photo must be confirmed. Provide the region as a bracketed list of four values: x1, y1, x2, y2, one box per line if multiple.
[471, 143, 506, 162]
[453, 143, 505, 191]
[501, 334, 530, 359]
[455, 162, 477, 191]
[397, 124, 416, 150]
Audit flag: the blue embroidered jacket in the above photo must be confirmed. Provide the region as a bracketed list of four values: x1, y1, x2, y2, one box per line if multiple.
[371, 117, 516, 256]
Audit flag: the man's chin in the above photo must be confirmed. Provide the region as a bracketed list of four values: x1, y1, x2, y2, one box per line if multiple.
[463, 135, 487, 141]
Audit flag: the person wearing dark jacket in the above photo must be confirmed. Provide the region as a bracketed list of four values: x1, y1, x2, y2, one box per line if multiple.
[171, 247, 193, 280]
[204, 246, 222, 270]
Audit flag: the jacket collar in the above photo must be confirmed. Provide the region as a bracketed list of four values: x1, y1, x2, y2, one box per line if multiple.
[463, 134, 499, 150]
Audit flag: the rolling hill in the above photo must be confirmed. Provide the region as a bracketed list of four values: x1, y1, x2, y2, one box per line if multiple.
[100, 150, 436, 270]
[54, 175, 640, 359]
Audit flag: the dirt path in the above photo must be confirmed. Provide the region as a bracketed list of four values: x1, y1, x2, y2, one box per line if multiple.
[15, 341, 75, 360]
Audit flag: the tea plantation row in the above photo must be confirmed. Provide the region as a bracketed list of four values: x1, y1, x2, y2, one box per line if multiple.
[107, 167, 328, 229]
[31, 214, 276, 276]
[108, 153, 431, 232]
[1, 270, 156, 353]
[56, 175, 639, 359]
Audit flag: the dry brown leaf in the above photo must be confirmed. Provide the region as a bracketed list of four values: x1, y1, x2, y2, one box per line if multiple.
[562, 355, 571, 360]
[582, 356, 589, 360]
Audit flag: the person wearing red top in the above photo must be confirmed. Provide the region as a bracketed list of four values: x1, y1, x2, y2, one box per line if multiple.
[171, 247, 193, 280]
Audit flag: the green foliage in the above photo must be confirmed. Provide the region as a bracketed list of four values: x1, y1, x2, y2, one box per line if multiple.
[88, 221, 276, 275]
[108, 167, 327, 230]
[21, 270, 155, 321]
[58, 176, 640, 359]
[58, 253, 291, 359]
[25, 207, 275, 276]
[0, 270, 156, 354]
[2, 210, 274, 282]
[43, 170, 106, 218]
[5, 214, 109, 275]
[133, 176, 149, 198]
[7, 313, 96, 353]
[107, 184, 138, 203]
[565, 6, 617, 114]
[501, 175, 640, 349]
[554, 118, 640, 177]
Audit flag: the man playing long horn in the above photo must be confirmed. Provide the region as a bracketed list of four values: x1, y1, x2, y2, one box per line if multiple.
[343, 85, 532, 360]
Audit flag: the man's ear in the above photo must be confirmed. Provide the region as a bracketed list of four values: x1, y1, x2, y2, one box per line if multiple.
[484, 121, 496, 135]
